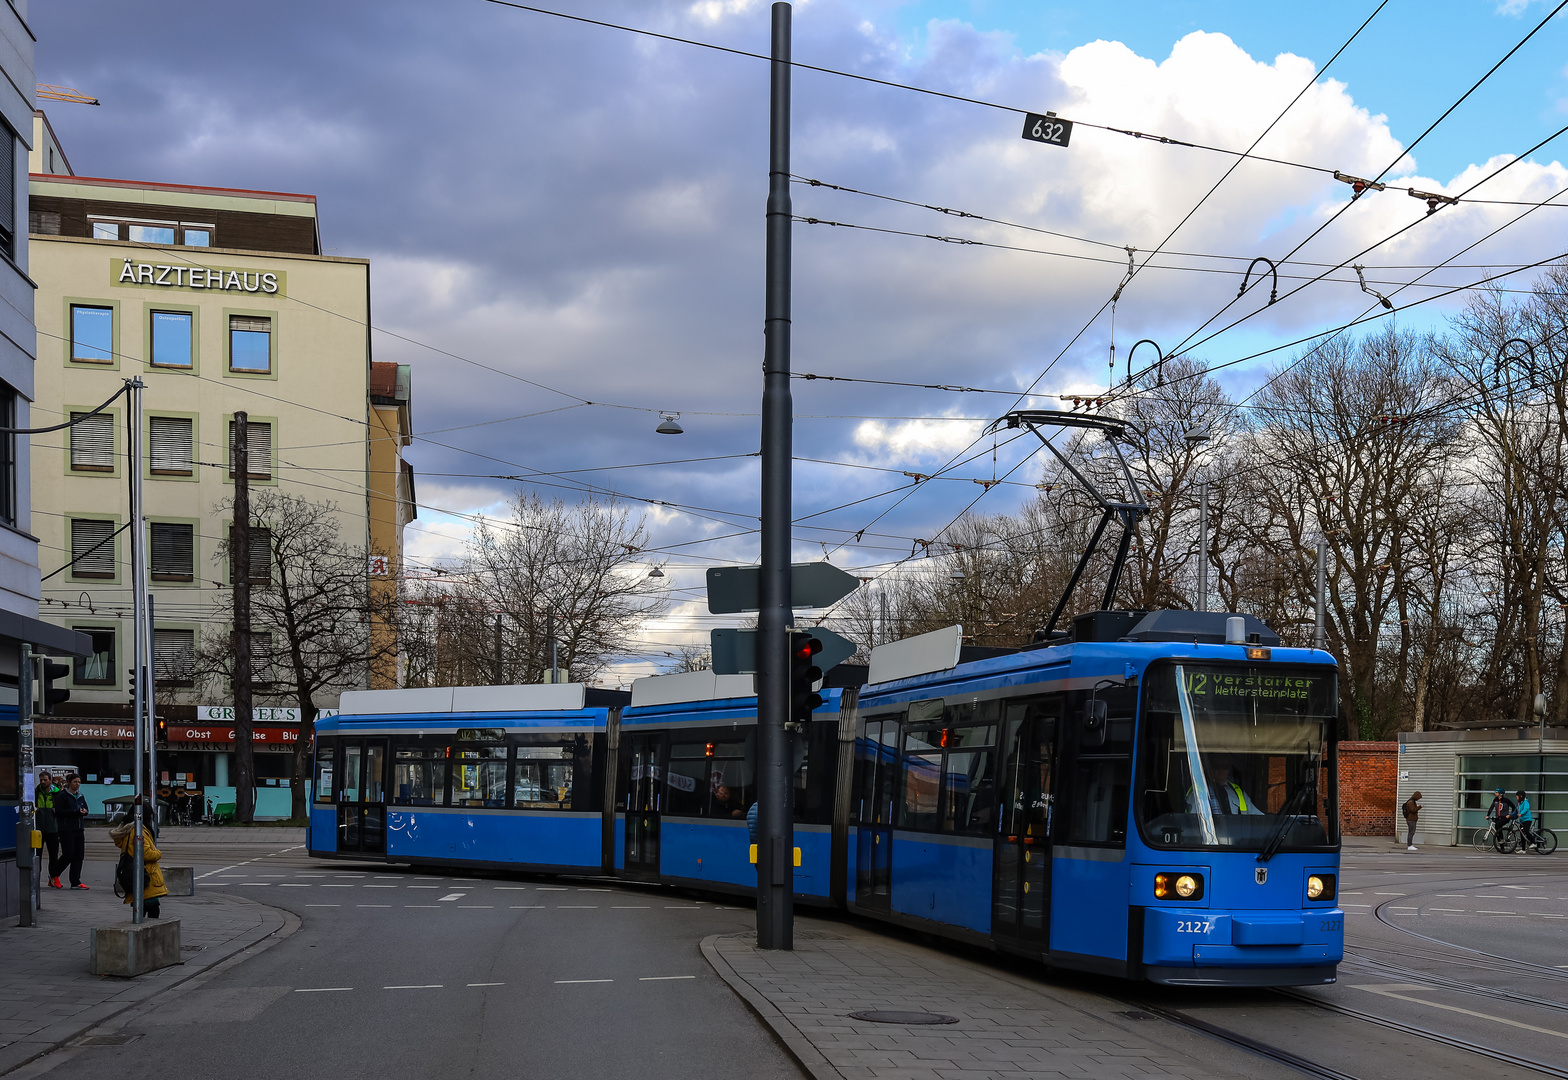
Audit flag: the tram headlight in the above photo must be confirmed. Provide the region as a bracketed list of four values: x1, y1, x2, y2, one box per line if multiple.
[1306, 874, 1336, 902]
[1153, 872, 1204, 901]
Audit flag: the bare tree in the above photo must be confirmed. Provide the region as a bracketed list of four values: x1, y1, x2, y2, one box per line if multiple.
[201, 491, 398, 822]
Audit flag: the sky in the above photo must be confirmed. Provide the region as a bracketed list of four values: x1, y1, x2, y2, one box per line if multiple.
[32, 0, 1568, 681]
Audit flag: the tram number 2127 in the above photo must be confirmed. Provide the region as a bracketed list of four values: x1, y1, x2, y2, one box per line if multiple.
[1022, 112, 1073, 147]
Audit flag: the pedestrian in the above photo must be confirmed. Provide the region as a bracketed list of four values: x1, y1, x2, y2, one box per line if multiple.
[35, 770, 61, 880]
[1402, 790, 1422, 851]
[110, 805, 167, 918]
[49, 774, 89, 889]
[1516, 790, 1537, 853]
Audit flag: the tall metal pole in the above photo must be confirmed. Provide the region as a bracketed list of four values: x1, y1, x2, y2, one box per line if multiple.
[232, 413, 255, 822]
[128, 377, 147, 924]
[757, 0, 795, 951]
[1314, 539, 1328, 650]
[1196, 481, 1209, 613]
[546, 610, 558, 684]
[147, 594, 157, 828]
[17, 643, 32, 926]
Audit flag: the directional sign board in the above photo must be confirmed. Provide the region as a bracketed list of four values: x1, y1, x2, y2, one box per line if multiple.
[712, 627, 858, 676]
[706, 562, 860, 614]
[1021, 112, 1072, 148]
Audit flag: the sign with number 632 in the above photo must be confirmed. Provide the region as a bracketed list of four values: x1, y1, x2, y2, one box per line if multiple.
[1022, 112, 1073, 147]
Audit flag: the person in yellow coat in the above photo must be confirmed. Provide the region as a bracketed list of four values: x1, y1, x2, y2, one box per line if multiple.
[110, 805, 168, 919]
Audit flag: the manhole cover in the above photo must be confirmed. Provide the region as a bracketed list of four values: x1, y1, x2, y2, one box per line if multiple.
[847, 1010, 958, 1025]
[76, 1034, 140, 1047]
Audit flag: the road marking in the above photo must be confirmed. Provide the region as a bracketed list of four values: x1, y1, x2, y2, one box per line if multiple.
[364, 885, 397, 889]
[1350, 985, 1568, 1039]
[495, 886, 528, 890]
[1501, 885, 1540, 890]
[280, 884, 311, 888]
[1477, 910, 1516, 914]
[537, 887, 568, 891]
[458, 905, 493, 909]
[468, 982, 505, 987]
[357, 905, 391, 908]
[1532, 913, 1566, 918]
[639, 976, 696, 981]
[240, 883, 272, 886]
[577, 888, 611, 892]
[296, 987, 353, 993]
[1429, 907, 1466, 912]
[1373, 892, 1405, 896]
[437, 894, 466, 901]
[407, 885, 439, 889]
[384, 985, 443, 990]
[199, 883, 230, 886]
[554, 979, 612, 984]
[613, 906, 650, 909]
[510, 905, 545, 909]
[320, 884, 355, 888]
[374, 875, 403, 879]
[405, 905, 440, 908]
[665, 905, 701, 909]
[558, 905, 597, 909]
[306, 904, 341, 908]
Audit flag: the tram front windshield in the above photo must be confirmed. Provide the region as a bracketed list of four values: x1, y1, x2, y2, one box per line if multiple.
[1138, 663, 1337, 851]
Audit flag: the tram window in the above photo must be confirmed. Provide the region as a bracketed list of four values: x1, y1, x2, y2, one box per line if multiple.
[940, 725, 997, 833]
[513, 746, 573, 809]
[856, 717, 898, 825]
[1067, 757, 1130, 845]
[315, 745, 334, 804]
[666, 729, 754, 818]
[794, 718, 838, 826]
[451, 746, 507, 808]
[900, 727, 943, 832]
[364, 744, 386, 804]
[392, 745, 445, 806]
[341, 744, 362, 803]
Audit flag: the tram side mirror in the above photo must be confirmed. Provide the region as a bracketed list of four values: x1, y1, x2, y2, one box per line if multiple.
[1083, 699, 1108, 747]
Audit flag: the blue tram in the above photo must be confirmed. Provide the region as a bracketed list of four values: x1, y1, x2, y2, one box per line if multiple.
[308, 608, 1341, 986]
[310, 683, 625, 872]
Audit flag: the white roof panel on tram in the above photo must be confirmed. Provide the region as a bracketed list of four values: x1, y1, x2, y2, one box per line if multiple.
[339, 683, 587, 715]
[629, 670, 756, 707]
[868, 625, 963, 686]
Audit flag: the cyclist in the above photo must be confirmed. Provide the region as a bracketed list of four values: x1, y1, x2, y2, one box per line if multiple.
[1516, 790, 1538, 852]
[1486, 788, 1517, 849]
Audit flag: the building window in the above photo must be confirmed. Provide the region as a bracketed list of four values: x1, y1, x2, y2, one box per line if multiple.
[153, 628, 196, 687]
[68, 411, 116, 471]
[29, 209, 61, 235]
[70, 305, 115, 363]
[74, 628, 116, 685]
[149, 416, 194, 476]
[0, 384, 15, 527]
[228, 419, 273, 480]
[0, 124, 14, 260]
[88, 218, 214, 246]
[69, 518, 117, 579]
[230, 526, 272, 585]
[229, 315, 272, 373]
[150, 310, 194, 368]
[150, 522, 195, 582]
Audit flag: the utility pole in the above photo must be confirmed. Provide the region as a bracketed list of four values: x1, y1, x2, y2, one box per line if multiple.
[493, 615, 503, 684]
[1196, 481, 1209, 613]
[147, 594, 158, 819]
[1314, 539, 1327, 650]
[127, 377, 147, 922]
[231, 413, 255, 823]
[16, 643, 32, 926]
[546, 609, 557, 684]
[757, 0, 795, 951]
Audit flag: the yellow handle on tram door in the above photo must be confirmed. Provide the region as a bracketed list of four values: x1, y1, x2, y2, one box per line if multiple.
[748, 845, 802, 866]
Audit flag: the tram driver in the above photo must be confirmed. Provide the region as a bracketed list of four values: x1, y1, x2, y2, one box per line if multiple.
[1188, 760, 1263, 817]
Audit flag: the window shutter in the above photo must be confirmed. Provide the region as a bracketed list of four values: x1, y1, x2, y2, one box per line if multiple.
[69, 412, 115, 471]
[152, 628, 196, 686]
[150, 522, 194, 581]
[228, 419, 272, 480]
[70, 519, 116, 578]
[230, 315, 270, 333]
[148, 416, 194, 475]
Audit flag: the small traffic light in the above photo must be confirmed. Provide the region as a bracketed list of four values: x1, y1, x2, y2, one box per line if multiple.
[127, 666, 136, 703]
[40, 660, 69, 713]
[789, 631, 824, 728]
[156, 716, 168, 744]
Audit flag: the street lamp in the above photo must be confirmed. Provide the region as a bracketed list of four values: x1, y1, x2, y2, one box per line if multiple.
[656, 413, 684, 435]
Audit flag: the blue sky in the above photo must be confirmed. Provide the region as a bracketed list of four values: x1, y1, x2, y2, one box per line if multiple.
[32, 1, 1568, 677]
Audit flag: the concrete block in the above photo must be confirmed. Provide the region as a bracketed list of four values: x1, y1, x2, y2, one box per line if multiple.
[90, 919, 181, 977]
[162, 867, 195, 896]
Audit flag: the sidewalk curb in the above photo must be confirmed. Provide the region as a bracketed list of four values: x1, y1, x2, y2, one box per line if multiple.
[699, 933, 841, 1080]
[0, 894, 300, 1077]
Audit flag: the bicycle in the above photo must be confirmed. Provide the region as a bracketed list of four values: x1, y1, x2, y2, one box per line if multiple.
[1499, 820, 1558, 854]
[1473, 822, 1502, 851]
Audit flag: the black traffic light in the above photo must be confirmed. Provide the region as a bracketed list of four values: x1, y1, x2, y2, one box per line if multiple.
[156, 716, 168, 744]
[40, 660, 70, 713]
[127, 666, 136, 703]
[789, 631, 824, 727]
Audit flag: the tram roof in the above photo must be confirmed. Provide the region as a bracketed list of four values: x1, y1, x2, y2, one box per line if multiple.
[621, 685, 843, 725]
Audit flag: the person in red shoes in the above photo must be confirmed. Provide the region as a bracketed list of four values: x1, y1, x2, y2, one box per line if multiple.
[49, 774, 90, 889]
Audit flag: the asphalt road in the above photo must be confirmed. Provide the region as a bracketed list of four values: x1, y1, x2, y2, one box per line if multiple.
[21, 846, 805, 1080]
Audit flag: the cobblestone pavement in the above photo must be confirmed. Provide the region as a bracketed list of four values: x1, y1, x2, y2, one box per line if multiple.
[0, 850, 295, 1075]
[703, 921, 1293, 1080]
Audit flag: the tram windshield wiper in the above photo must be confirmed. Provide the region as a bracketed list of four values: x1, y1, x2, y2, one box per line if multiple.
[1257, 759, 1316, 863]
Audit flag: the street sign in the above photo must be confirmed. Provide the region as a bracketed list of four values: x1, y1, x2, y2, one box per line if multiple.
[712, 626, 858, 675]
[706, 561, 860, 614]
[1021, 112, 1072, 147]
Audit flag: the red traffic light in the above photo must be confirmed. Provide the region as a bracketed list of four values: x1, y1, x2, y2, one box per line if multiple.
[794, 637, 822, 661]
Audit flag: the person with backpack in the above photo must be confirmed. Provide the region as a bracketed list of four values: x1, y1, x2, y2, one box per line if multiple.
[110, 804, 168, 918]
[1516, 790, 1538, 853]
[1402, 790, 1422, 851]
[35, 771, 60, 881]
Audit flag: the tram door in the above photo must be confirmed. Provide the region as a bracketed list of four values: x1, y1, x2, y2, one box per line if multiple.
[992, 697, 1059, 948]
[855, 716, 899, 912]
[336, 738, 388, 854]
[625, 731, 664, 874]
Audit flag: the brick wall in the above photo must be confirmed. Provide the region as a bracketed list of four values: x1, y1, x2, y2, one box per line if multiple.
[1336, 741, 1398, 836]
